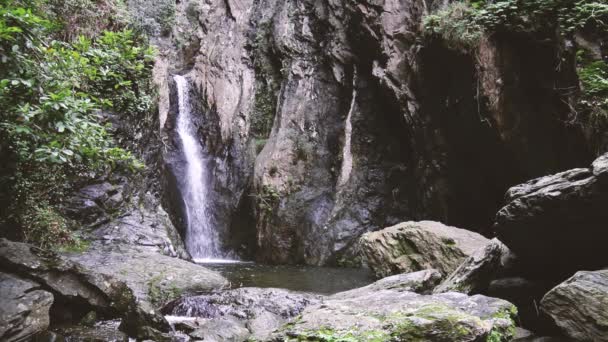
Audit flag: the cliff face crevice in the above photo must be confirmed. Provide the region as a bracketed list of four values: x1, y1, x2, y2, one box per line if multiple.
[156, 0, 597, 265]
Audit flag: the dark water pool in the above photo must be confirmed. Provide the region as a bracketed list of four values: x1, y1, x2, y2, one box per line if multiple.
[199, 261, 374, 294]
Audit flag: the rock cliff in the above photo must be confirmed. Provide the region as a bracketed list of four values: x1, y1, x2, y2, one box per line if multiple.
[155, 0, 598, 265]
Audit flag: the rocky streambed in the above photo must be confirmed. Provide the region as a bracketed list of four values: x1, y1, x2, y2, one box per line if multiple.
[4, 154, 608, 341]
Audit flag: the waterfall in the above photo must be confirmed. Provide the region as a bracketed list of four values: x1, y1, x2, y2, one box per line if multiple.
[174, 75, 225, 261]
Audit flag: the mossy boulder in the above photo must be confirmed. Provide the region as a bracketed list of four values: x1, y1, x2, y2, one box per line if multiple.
[360, 221, 489, 278]
[273, 283, 517, 341]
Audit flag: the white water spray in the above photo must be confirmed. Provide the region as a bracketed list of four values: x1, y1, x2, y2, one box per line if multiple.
[174, 75, 225, 261]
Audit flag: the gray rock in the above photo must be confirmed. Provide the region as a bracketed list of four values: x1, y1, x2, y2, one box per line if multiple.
[63, 181, 126, 225]
[541, 270, 608, 341]
[0, 272, 53, 342]
[494, 153, 608, 277]
[0, 238, 170, 339]
[434, 238, 509, 294]
[360, 221, 489, 278]
[332, 269, 443, 298]
[188, 317, 250, 342]
[54, 320, 129, 342]
[63, 241, 227, 309]
[274, 287, 518, 341]
[163, 287, 320, 341]
[149, 0, 592, 268]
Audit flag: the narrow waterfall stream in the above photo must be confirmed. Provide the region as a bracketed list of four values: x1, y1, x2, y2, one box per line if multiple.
[174, 75, 225, 261]
[172, 74, 372, 295]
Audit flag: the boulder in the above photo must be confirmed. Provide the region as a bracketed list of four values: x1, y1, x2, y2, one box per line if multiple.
[434, 239, 510, 294]
[273, 287, 518, 341]
[0, 272, 53, 341]
[63, 181, 126, 225]
[0, 238, 171, 339]
[332, 269, 443, 298]
[541, 270, 608, 341]
[163, 287, 321, 341]
[360, 221, 489, 278]
[64, 242, 228, 308]
[494, 153, 608, 277]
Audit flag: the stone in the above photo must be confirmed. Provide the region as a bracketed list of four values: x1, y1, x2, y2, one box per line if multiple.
[494, 153, 608, 277]
[360, 221, 489, 278]
[541, 270, 608, 341]
[63, 182, 124, 225]
[0, 272, 53, 342]
[64, 242, 228, 309]
[0, 238, 171, 339]
[273, 287, 518, 341]
[434, 238, 509, 294]
[188, 317, 250, 342]
[163, 287, 320, 341]
[331, 269, 443, 298]
[53, 320, 129, 342]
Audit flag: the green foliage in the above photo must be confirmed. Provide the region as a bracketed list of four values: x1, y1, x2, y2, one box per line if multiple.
[579, 61, 608, 97]
[423, 0, 608, 139]
[43, 0, 130, 41]
[0, 0, 154, 248]
[423, 2, 483, 51]
[577, 55, 608, 128]
[20, 198, 88, 251]
[127, 0, 176, 37]
[254, 185, 280, 214]
[423, 0, 608, 50]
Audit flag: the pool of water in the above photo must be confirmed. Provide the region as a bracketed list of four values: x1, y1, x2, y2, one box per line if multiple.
[199, 261, 374, 295]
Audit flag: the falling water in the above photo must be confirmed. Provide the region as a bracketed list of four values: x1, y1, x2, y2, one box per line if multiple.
[174, 75, 224, 261]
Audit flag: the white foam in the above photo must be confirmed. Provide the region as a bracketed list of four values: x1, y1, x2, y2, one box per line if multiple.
[193, 258, 251, 264]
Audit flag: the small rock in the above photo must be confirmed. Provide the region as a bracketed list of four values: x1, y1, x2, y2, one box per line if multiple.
[434, 238, 509, 294]
[163, 287, 321, 341]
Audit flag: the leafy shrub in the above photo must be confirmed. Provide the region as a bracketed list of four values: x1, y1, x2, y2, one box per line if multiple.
[423, 0, 608, 50]
[43, 0, 130, 41]
[127, 0, 176, 37]
[423, 0, 608, 136]
[20, 199, 76, 249]
[0, 0, 154, 247]
[423, 2, 483, 51]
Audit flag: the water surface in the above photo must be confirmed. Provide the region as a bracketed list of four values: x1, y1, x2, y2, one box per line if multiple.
[200, 261, 374, 294]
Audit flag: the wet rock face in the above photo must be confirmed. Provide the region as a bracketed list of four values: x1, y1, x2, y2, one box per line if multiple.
[359, 221, 489, 278]
[158, 0, 593, 266]
[493, 153, 608, 279]
[163, 287, 321, 341]
[0, 272, 53, 342]
[541, 270, 608, 341]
